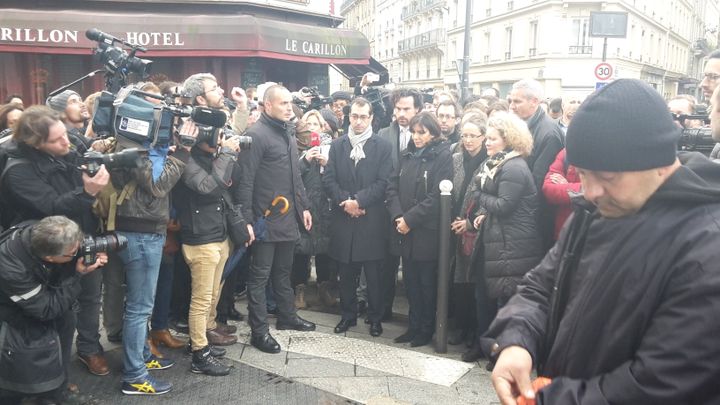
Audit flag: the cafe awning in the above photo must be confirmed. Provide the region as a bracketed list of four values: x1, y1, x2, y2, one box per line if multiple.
[332, 57, 389, 87]
[0, 8, 371, 64]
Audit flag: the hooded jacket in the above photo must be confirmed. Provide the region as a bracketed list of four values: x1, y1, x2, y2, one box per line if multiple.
[483, 152, 720, 404]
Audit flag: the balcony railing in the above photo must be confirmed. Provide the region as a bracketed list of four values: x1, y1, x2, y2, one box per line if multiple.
[398, 28, 446, 55]
[505, 51, 512, 60]
[528, 48, 537, 57]
[569, 45, 592, 54]
[401, 0, 446, 20]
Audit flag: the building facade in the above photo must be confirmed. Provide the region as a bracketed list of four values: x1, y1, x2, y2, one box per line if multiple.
[0, 0, 378, 104]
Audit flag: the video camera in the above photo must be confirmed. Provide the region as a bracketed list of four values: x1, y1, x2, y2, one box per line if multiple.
[80, 233, 128, 265]
[79, 148, 142, 177]
[87, 28, 152, 94]
[293, 87, 333, 113]
[363, 87, 393, 131]
[672, 113, 715, 154]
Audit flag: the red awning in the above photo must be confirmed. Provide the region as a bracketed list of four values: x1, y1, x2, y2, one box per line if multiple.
[0, 9, 371, 64]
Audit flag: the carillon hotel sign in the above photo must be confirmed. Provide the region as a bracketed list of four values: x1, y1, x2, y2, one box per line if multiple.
[0, 9, 370, 63]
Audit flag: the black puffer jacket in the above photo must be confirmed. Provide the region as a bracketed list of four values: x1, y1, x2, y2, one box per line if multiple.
[473, 153, 543, 299]
[386, 139, 453, 261]
[295, 154, 330, 255]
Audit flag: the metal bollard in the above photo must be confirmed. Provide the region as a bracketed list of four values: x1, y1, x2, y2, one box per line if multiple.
[435, 179, 453, 353]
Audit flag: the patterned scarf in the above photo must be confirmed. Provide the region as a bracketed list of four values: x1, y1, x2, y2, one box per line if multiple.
[348, 125, 373, 166]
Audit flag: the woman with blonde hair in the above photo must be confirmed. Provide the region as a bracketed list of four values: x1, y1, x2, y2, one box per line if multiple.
[470, 111, 542, 314]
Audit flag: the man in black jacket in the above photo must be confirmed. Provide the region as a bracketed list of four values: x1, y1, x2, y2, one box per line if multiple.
[0, 106, 112, 377]
[486, 79, 720, 405]
[174, 73, 246, 376]
[0, 216, 106, 403]
[509, 79, 563, 249]
[323, 97, 393, 337]
[238, 85, 315, 354]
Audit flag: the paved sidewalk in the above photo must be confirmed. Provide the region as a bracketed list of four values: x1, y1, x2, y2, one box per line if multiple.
[69, 285, 498, 404]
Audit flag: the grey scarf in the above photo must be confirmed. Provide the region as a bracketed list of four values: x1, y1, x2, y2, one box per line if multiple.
[349, 125, 373, 166]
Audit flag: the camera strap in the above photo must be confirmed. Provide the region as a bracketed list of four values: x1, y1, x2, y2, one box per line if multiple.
[103, 180, 136, 232]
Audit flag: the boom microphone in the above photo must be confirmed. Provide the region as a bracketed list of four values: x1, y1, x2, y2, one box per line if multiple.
[191, 107, 228, 128]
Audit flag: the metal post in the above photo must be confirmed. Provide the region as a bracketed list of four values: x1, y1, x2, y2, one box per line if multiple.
[461, 0, 473, 101]
[435, 180, 453, 354]
[602, 37, 608, 62]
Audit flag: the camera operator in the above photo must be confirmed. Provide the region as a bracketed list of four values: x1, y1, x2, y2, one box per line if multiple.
[0, 106, 112, 376]
[172, 73, 249, 377]
[108, 97, 197, 396]
[0, 216, 107, 404]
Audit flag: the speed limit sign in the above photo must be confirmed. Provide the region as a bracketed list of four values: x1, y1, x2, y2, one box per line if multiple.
[595, 63, 613, 81]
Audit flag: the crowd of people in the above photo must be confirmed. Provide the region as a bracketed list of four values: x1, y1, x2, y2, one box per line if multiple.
[1, 54, 720, 405]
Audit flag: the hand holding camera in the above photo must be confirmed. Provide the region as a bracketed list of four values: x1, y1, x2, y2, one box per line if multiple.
[76, 252, 108, 275]
[220, 133, 241, 153]
[82, 164, 110, 196]
[177, 119, 199, 151]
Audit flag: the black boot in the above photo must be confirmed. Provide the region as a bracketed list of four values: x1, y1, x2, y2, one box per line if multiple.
[461, 341, 485, 362]
[191, 346, 231, 376]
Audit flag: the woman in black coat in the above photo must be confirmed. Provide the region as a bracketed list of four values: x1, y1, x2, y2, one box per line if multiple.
[471, 112, 543, 308]
[386, 112, 453, 347]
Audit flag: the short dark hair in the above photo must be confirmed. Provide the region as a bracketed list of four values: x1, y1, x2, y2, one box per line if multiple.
[409, 111, 442, 139]
[13, 106, 62, 148]
[436, 100, 461, 118]
[390, 88, 423, 110]
[4, 94, 23, 104]
[709, 49, 720, 60]
[548, 97, 563, 113]
[350, 97, 373, 114]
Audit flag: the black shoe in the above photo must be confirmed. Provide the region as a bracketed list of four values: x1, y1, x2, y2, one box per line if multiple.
[333, 319, 357, 333]
[228, 307, 245, 321]
[276, 316, 316, 331]
[267, 307, 278, 316]
[186, 343, 226, 358]
[191, 346, 231, 376]
[394, 330, 417, 343]
[461, 344, 485, 362]
[369, 322, 383, 337]
[250, 333, 281, 354]
[410, 334, 432, 347]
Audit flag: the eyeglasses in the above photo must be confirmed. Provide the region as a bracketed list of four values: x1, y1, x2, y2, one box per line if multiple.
[60, 246, 79, 258]
[203, 83, 222, 96]
[350, 114, 371, 121]
[703, 73, 720, 81]
[437, 114, 457, 120]
[461, 134, 483, 139]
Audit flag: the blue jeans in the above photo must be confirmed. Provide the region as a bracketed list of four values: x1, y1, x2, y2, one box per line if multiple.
[116, 232, 165, 382]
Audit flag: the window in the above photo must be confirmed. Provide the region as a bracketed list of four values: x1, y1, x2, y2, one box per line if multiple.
[486, 8, 492, 17]
[507, 1, 514, 11]
[505, 27, 513, 60]
[569, 18, 591, 54]
[529, 21, 538, 56]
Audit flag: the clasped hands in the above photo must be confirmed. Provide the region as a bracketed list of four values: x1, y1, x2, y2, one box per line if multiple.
[340, 198, 365, 218]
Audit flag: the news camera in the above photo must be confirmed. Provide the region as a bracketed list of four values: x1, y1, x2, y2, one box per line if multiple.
[293, 87, 333, 113]
[79, 148, 142, 177]
[672, 113, 715, 154]
[363, 87, 393, 132]
[86, 28, 152, 94]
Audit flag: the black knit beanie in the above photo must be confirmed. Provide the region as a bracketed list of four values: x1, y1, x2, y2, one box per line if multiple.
[566, 79, 679, 172]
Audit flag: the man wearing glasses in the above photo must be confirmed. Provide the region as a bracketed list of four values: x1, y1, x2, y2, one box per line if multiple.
[323, 97, 393, 337]
[0, 216, 107, 404]
[700, 50, 720, 101]
[435, 100, 462, 145]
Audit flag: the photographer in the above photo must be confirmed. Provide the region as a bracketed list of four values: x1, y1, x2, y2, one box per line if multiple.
[0, 106, 112, 376]
[108, 99, 196, 396]
[173, 73, 248, 377]
[0, 216, 107, 404]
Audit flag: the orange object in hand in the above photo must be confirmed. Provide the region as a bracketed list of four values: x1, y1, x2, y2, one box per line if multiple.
[516, 377, 552, 405]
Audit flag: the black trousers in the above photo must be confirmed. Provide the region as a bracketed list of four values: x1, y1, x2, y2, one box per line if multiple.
[380, 254, 400, 316]
[403, 257, 437, 336]
[338, 259, 384, 322]
[450, 282, 477, 333]
[216, 249, 250, 321]
[247, 241, 297, 336]
[170, 250, 191, 322]
[75, 266, 103, 356]
[291, 253, 337, 288]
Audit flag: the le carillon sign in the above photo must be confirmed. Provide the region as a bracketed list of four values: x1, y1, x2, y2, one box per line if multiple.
[0, 9, 370, 64]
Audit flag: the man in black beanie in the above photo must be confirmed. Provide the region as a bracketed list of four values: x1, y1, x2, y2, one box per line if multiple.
[484, 78, 720, 404]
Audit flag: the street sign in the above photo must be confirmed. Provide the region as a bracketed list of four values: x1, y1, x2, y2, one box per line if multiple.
[595, 62, 613, 81]
[595, 82, 608, 90]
